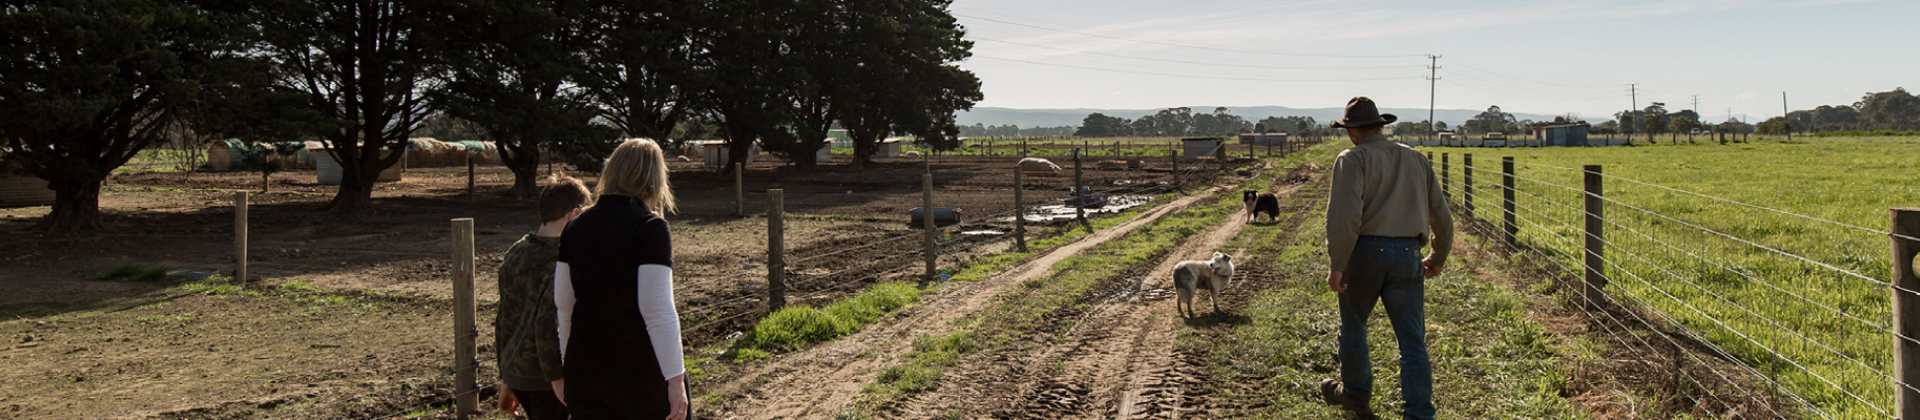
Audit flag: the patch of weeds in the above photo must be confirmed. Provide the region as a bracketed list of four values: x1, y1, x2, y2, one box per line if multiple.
[307, 295, 349, 304]
[742, 283, 921, 352]
[177, 282, 243, 295]
[730, 348, 770, 364]
[279, 280, 320, 293]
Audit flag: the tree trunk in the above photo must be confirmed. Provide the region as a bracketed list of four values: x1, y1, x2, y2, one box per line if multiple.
[329, 180, 375, 216]
[852, 138, 873, 169]
[499, 139, 541, 199]
[508, 164, 538, 199]
[38, 178, 105, 234]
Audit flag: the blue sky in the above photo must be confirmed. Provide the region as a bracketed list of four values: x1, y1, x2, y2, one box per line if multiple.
[951, 0, 1917, 123]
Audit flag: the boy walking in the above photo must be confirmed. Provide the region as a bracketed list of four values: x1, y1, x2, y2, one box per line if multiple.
[496, 176, 591, 419]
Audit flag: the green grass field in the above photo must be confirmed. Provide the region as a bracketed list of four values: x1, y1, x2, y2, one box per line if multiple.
[1424, 136, 1920, 419]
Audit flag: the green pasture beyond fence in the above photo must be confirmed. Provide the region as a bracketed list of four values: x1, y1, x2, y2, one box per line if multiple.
[1424, 136, 1920, 419]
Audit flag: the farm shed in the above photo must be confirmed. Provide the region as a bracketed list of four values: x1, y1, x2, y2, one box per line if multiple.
[0, 171, 54, 208]
[313, 146, 405, 185]
[828, 129, 853, 149]
[1534, 123, 1590, 147]
[1180, 137, 1223, 160]
[698, 140, 761, 167]
[873, 138, 906, 158]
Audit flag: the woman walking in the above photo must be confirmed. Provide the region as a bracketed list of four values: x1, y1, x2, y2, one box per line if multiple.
[553, 139, 688, 420]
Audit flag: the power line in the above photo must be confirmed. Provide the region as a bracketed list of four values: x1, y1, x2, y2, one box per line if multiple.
[971, 55, 1424, 83]
[1439, 57, 1623, 88]
[956, 13, 1424, 59]
[1440, 79, 1630, 102]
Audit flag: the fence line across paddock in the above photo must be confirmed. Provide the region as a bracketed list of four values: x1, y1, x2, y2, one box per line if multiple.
[1429, 151, 1919, 419]
[124, 141, 1286, 419]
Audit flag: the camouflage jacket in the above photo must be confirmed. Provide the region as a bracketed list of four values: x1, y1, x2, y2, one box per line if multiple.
[496, 234, 565, 387]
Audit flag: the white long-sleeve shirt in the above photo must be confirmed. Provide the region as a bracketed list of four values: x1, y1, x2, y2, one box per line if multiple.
[555, 262, 685, 380]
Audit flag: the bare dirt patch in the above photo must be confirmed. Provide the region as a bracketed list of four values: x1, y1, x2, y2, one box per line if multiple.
[0, 153, 1229, 420]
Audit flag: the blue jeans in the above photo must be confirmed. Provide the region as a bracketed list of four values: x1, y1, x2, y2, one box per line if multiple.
[1338, 236, 1434, 420]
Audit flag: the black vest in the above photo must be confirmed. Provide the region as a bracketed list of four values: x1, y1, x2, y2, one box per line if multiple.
[558, 195, 675, 418]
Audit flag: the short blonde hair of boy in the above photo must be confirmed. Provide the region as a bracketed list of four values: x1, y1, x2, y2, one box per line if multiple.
[594, 138, 678, 215]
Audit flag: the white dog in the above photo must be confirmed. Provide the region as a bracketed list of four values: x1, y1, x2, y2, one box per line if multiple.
[1173, 252, 1234, 318]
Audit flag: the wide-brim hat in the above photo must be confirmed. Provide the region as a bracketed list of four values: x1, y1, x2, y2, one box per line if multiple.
[1330, 96, 1397, 129]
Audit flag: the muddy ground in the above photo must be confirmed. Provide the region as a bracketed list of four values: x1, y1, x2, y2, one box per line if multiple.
[0, 152, 1237, 420]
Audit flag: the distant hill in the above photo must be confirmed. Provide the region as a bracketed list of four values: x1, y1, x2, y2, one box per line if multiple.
[956, 106, 1569, 129]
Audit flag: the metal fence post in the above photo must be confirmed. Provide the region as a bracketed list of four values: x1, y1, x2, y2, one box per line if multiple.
[466, 157, 475, 204]
[923, 174, 937, 285]
[768, 189, 785, 311]
[1893, 208, 1920, 418]
[1464, 153, 1476, 222]
[1441, 153, 1450, 198]
[450, 218, 476, 420]
[1582, 166, 1606, 307]
[1014, 168, 1027, 252]
[234, 191, 248, 283]
[1502, 157, 1517, 247]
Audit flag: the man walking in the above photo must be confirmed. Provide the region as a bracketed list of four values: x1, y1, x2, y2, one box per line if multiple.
[1319, 97, 1453, 419]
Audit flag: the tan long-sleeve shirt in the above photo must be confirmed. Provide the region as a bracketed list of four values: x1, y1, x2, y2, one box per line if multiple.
[1325, 133, 1453, 272]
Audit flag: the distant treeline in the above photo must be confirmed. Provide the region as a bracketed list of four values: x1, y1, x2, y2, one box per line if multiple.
[1808, 130, 1920, 137]
[1072, 107, 1340, 138]
[1759, 87, 1920, 134]
[958, 124, 1074, 137]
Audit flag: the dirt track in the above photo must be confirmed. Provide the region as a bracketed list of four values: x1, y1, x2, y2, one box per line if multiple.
[700, 187, 1227, 419]
[877, 177, 1314, 420]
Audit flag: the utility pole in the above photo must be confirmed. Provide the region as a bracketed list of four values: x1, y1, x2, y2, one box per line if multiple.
[1427, 54, 1441, 142]
[1783, 92, 1792, 141]
[1628, 83, 1638, 141]
[1692, 95, 1699, 117]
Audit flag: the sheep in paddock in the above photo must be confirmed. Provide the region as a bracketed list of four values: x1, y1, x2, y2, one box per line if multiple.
[1017, 157, 1062, 175]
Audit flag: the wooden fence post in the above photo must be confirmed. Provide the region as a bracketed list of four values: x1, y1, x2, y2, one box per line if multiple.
[1502, 157, 1517, 247]
[1014, 168, 1027, 252]
[1074, 149, 1087, 226]
[923, 174, 936, 285]
[467, 157, 475, 204]
[450, 218, 476, 420]
[1170, 140, 1181, 194]
[1464, 153, 1476, 222]
[1215, 141, 1227, 173]
[1441, 153, 1451, 198]
[1583, 166, 1607, 307]
[768, 189, 785, 311]
[734, 164, 744, 217]
[234, 191, 248, 283]
[1892, 208, 1920, 418]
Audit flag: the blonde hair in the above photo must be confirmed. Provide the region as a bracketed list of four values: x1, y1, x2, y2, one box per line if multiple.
[594, 138, 677, 215]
